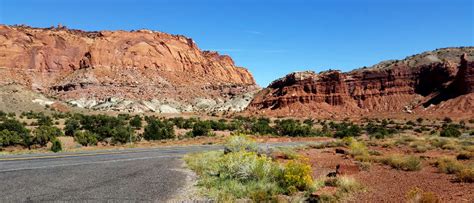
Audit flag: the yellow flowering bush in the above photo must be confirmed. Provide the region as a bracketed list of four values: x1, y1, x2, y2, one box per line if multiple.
[282, 158, 314, 194]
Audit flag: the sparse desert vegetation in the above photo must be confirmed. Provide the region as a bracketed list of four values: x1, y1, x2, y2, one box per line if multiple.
[1, 110, 473, 201]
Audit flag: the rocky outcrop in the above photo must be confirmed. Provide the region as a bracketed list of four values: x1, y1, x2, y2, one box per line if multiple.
[0, 25, 258, 112]
[247, 47, 474, 118]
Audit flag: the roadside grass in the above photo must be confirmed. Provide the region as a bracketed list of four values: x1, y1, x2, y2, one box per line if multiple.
[184, 135, 315, 201]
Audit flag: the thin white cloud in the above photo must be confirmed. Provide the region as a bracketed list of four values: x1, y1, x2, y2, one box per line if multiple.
[244, 30, 263, 35]
[211, 48, 245, 52]
[208, 48, 288, 53]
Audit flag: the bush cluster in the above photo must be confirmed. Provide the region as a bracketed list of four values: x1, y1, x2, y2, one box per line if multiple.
[330, 122, 361, 138]
[74, 131, 98, 146]
[434, 157, 474, 182]
[274, 119, 314, 137]
[365, 122, 397, 139]
[143, 117, 175, 140]
[0, 119, 32, 148]
[184, 135, 315, 201]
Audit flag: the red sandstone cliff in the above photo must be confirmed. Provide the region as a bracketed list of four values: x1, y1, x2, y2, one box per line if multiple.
[247, 47, 474, 118]
[0, 25, 258, 112]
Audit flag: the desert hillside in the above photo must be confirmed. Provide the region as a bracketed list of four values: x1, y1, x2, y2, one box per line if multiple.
[0, 25, 258, 113]
[247, 47, 474, 119]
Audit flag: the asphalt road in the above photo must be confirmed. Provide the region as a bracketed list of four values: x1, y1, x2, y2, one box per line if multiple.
[0, 142, 308, 202]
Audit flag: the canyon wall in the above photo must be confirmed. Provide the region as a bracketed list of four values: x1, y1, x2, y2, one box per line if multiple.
[247, 47, 474, 118]
[0, 25, 258, 113]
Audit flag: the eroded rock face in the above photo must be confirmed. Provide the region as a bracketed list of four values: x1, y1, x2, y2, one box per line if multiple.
[0, 25, 258, 112]
[247, 47, 474, 118]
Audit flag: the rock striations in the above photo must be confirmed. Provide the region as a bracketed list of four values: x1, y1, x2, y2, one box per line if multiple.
[247, 47, 474, 118]
[0, 25, 258, 113]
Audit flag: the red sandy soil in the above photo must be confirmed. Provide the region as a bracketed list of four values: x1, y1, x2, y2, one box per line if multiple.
[302, 147, 474, 202]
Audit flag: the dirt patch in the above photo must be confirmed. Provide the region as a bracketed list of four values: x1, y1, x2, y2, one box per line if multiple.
[352, 164, 474, 202]
[302, 148, 474, 202]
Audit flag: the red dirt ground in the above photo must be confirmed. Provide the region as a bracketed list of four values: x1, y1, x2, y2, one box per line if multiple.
[302, 148, 474, 202]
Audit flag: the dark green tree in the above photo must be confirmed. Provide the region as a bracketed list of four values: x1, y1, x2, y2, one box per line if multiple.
[129, 115, 142, 129]
[64, 118, 80, 136]
[51, 138, 62, 152]
[192, 120, 212, 137]
[143, 118, 175, 140]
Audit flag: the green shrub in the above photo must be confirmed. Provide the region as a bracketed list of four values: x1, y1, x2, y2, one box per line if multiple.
[0, 119, 32, 148]
[210, 119, 228, 131]
[111, 126, 134, 144]
[224, 134, 258, 153]
[117, 113, 131, 120]
[167, 117, 197, 129]
[185, 135, 315, 201]
[186, 150, 283, 201]
[0, 129, 23, 147]
[348, 139, 369, 157]
[365, 122, 397, 139]
[37, 115, 54, 126]
[33, 125, 63, 147]
[143, 118, 175, 140]
[64, 118, 80, 136]
[332, 122, 361, 138]
[250, 117, 274, 135]
[79, 114, 126, 140]
[191, 120, 212, 137]
[434, 157, 464, 174]
[0, 119, 29, 136]
[274, 119, 313, 137]
[51, 138, 62, 152]
[303, 118, 314, 127]
[129, 115, 142, 129]
[381, 155, 422, 171]
[74, 131, 98, 146]
[440, 125, 461, 137]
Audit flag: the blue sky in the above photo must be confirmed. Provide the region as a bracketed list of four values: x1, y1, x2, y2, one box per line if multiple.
[1, 0, 473, 86]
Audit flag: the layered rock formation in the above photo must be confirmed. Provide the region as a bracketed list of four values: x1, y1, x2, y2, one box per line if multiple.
[0, 25, 258, 112]
[247, 47, 474, 118]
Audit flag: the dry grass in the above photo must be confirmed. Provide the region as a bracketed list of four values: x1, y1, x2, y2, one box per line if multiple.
[380, 154, 422, 171]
